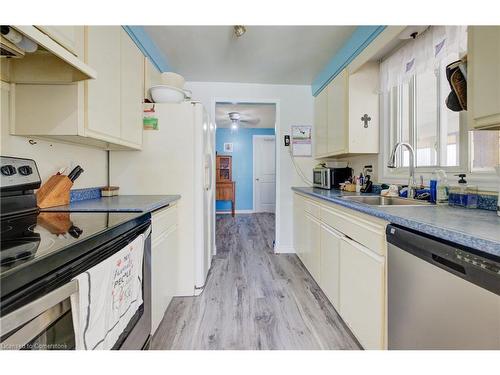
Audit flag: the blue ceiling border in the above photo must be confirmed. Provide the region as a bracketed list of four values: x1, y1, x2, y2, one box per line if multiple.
[311, 26, 386, 96]
[122, 26, 170, 73]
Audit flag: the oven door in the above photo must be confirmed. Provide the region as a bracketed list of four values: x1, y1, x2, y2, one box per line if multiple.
[0, 281, 78, 350]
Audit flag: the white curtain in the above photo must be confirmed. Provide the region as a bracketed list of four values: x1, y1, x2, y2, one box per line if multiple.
[380, 26, 468, 93]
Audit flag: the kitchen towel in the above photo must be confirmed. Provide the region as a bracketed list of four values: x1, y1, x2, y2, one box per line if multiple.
[71, 233, 145, 350]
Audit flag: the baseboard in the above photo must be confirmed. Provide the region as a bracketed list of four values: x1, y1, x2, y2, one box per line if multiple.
[216, 209, 255, 214]
[274, 245, 295, 254]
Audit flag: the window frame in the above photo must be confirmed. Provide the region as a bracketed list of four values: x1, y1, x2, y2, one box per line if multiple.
[379, 78, 498, 190]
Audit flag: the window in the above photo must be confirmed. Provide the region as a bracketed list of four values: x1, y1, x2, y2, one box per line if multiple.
[381, 26, 500, 179]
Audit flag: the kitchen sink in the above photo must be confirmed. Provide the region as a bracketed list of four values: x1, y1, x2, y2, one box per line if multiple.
[341, 195, 432, 206]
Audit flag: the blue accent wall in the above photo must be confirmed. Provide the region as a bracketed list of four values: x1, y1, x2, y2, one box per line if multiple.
[216, 128, 275, 212]
[122, 26, 170, 72]
[312, 26, 386, 96]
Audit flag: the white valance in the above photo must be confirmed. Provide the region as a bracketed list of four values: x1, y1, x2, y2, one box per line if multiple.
[380, 26, 468, 93]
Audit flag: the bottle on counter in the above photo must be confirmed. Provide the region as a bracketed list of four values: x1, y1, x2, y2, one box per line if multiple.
[449, 174, 478, 208]
[435, 169, 449, 205]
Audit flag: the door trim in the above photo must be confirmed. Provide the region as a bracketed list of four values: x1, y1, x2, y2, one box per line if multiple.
[212, 97, 280, 254]
[253, 134, 276, 213]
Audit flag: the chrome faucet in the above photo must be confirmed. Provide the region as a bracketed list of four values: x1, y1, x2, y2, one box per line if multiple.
[387, 142, 417, 199]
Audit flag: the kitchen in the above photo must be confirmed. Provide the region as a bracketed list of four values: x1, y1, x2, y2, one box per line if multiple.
[0, 1, 499, 374]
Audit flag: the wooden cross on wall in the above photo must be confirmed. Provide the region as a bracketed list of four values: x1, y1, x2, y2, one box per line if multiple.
[361, 114, 371, 128]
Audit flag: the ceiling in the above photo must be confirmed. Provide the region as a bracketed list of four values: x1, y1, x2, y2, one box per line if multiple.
[144, 26, 356, 84]
[215, 102, 276, 129]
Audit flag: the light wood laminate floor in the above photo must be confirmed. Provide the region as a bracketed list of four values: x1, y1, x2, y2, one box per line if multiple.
[151, 213, 361, 350]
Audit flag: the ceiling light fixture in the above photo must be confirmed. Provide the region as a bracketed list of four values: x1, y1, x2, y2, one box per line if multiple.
[234, 25, 246, 38]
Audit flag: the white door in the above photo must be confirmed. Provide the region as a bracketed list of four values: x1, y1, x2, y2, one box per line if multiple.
[254, 135, 276, 213]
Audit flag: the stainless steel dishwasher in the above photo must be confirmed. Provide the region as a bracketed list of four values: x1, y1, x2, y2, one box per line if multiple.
[386, 224, 500, 350]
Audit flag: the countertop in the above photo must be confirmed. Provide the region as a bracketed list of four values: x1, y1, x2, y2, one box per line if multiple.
[292, 187, 500, 258]
[42, 195, 181, 213]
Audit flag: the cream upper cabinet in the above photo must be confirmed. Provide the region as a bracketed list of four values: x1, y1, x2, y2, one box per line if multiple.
[340, 236, 385, 350]
[313, 62, 379, 159]
[36, 26, 81, 56]
[120, 28, 144, 147]
[319, 224, 342, 311]
[468, 26, 500, 130]
[11, 26, 144, 150]
[85, 26, 122, 140]
[314, 87, 328, 157]
[326, 69, 348, 155]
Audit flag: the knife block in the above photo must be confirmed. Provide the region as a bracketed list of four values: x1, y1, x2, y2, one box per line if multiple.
[36, 175, 73, 208]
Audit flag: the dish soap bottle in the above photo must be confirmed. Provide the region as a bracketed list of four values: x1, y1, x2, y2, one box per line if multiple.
[435, 170, 449, 205]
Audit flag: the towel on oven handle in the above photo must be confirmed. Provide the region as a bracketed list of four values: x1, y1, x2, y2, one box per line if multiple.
[70, 232, 146, 350]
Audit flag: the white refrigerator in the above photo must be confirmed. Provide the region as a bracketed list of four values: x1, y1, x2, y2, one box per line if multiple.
[110, 102, 215, 295]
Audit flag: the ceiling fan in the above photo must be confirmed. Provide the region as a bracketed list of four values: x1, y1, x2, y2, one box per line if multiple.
[219, 111, 261, 130]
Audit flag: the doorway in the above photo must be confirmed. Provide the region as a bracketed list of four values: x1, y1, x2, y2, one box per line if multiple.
[214, 101, 277, 251]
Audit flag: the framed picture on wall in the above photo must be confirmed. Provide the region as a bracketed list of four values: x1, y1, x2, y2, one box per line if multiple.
[224, 143, 234, 152]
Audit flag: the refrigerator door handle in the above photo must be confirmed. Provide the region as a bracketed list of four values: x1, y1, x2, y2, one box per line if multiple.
[204, 154, 212, 191]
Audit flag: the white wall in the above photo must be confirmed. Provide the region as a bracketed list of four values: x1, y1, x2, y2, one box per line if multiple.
[186, 81, 315, 254]
[1, 82, 107, 189]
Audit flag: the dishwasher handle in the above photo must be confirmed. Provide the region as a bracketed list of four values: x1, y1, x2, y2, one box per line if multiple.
[431, 254, 466, 275]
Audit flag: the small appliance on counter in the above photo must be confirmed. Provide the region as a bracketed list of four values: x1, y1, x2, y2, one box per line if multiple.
[313, 164, 352, 190]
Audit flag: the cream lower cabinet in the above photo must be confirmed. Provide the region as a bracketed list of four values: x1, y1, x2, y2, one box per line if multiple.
[151, 204, 179, 335]
[339, 236, 385, 350]
[293, 192, 388, 349]
[293, 193, 306, 264]
[319, 224, 342, 311]
[304, 212, 321, 281]
[10, 26, 144, 150]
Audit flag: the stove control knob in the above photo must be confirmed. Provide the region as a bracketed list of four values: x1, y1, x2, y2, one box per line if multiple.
[1, 165, 17, 176]
[18, 165, 33, 176]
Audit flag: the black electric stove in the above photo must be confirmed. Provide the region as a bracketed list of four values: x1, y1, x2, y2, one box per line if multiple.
[0, 156, 150, 315]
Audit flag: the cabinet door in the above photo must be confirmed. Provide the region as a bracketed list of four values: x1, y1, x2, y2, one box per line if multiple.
[320, 224, 342, 311]
[151, 227, 178, 334]
[37, 26, 80, 56]
[468, 26, 500, 130]
[327, 69, 348, 155]
[304, 212, 321, 282]
[314, 88, 328, 157]
[85, 26, 121, 139]
[293, 193, 304, 261]
[347, 62, 379, 153]
[120, 29, 144, 147]
[340, 237, 385, 349]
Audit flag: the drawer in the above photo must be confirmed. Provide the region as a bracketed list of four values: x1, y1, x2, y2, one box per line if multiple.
[152, 203, 177, 240]
[320, 204, 387, 256]
[303, 197, 321, 218]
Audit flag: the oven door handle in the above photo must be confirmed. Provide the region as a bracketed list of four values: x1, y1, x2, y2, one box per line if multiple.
[0, 279, 78, 337]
